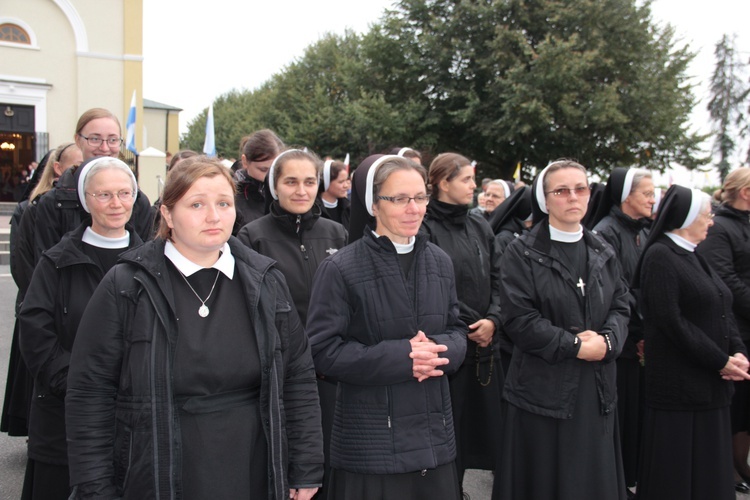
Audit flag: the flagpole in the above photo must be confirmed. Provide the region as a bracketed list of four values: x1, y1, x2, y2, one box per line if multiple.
[203, 103, 216, 158]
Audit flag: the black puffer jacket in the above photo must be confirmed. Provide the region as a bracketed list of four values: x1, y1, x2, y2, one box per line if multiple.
[697, 204, 750, 340]
[593, 206, 650, 357]
[19, 223, 142, 465]
[32, 166, 153, 261]
[65, 238, 323, 499]
[494, 218, 529, 356]
[306, 229, 467, 474]
[235, 169, 267, 226]
[641, 236, 745, 410]
[420, 199, 502, 361]
[499, 222, 631, 419]
[237, 202, 347, 324]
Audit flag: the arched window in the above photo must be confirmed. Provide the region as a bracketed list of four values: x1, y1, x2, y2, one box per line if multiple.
[0, 23, 31, 44]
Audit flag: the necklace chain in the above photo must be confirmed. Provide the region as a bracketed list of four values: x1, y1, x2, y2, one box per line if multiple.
[177, 268, 220, 317]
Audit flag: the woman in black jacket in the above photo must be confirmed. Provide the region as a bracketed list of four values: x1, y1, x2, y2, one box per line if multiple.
[591, 167, 654, 492]
[234, 129, 285, 226]
[19, 157, 141, 500]
[420, 152, 503, 491]
[65, 157, 323, 500]
[697, 167, 750, 488]
[237, 149, 347, 500]
[496, 159, 630, 500]
[306, 154, 467, 500]
[318, 159, 351, 229]
[636, 184, 750, 499]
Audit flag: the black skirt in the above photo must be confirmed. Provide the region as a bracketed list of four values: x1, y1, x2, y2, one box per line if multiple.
[616, 356, 643, 487]
[494, 363, 626, 500]
[328, 461, 460, 500]
[637, 406, 735, 500]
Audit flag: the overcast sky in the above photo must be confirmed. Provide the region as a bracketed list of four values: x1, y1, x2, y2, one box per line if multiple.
[142, 0, 749, 180]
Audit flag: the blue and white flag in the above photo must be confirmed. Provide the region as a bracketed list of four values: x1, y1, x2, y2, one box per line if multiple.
[126, 90, 137, 154]
[203, 104, 216, 157]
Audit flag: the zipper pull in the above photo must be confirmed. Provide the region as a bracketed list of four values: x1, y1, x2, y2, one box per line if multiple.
[387, 416, 391, 428]
[300, 244, 308, 260]
[296, 215, 302, 234]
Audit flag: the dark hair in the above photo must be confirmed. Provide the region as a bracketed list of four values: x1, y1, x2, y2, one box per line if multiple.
[271, 149, 322, 189]
[168, 149, 199, 171]
[428, 153, 471, 199]
[241, 129, 285, 163]
[328, 160, 348, 184]
[156, 156, 235, 240]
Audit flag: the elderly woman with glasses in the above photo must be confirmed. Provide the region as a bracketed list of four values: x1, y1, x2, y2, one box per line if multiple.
[495, 159, 631, 500]
[19, 157, 142, 500]
[306, 155, 467, 499]
[636, 185, 750, 500]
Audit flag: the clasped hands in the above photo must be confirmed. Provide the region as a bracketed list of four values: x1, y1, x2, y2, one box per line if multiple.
[409, 330, 449, 382]
[575, 330, 607, 361]
[720, 353, 750, 381]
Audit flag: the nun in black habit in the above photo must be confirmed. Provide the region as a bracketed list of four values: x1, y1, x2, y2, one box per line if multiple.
[635, 184, 750, 500]
[487, 185, 533, 375]
[494, 160, 630, 500]
[591, 167, 655, 490]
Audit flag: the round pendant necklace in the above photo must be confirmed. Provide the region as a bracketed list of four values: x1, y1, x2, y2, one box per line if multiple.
[177, 268, 221, 317]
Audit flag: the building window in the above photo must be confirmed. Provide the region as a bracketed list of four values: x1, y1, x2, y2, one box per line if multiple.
[0, 23, 31, 44]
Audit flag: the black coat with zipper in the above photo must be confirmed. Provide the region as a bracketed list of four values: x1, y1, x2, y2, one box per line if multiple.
[420, 199, 502, 361]
[697, 203, 750, 340]
[306, 229, 468, 474]
[236, 201, 348, 325]
[65, 237, 323, 499]
[18, 223, 142, 465]
[499, 222, 631, 419]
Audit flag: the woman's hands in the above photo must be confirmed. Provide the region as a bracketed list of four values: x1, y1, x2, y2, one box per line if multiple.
[575, 330, 607, 361]
[468, 319, 495, 348]
[409, 330, 449, 382]
[720, 353, 750, 381]
[289, 487, 318, 500]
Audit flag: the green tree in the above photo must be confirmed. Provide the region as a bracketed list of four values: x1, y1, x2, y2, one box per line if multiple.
[707, 34, 748, 181]
[183, 0, 705, 180]
[369, 0, 705, 179]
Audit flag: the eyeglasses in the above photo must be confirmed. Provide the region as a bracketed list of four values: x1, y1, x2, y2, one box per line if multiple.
[545, 186, 590, 197]
[634, 190, 656, 199]
[86, 190, 134, 203]
[377, 194, 430, 206]
[485, 193, 505, 200]
[78, 134, 123, 148]
[701, 212, 715, 220]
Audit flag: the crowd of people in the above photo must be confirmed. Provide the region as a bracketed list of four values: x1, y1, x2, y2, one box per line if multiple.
[2, 108, 750, 500]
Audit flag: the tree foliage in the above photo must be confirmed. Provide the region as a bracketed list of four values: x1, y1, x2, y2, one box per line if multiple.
[707, 34, 748, 181]
[182, 0, 705, 180]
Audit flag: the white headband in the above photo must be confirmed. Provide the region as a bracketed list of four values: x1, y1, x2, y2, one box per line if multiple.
[323, 159, 333, 191]
[534, 164, 553, 214]
[267, 149, 302, 200]
[498, 180, 511, 199]
[680, 189, 709, 229]
[397, 147, 413, 157]
[77, 157, 137, 213]
[365, 155, 400, 216]
[621, 169, 637, 204]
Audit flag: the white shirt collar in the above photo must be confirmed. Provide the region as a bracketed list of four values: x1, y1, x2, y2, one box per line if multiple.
[322, 197, 338, 209]
[82, 226, 130, 249]
[666, 232, 697, 252]
[549, 224, 584, 243]
[164, 241, 235, 279]
[371, 230, 415, 254]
